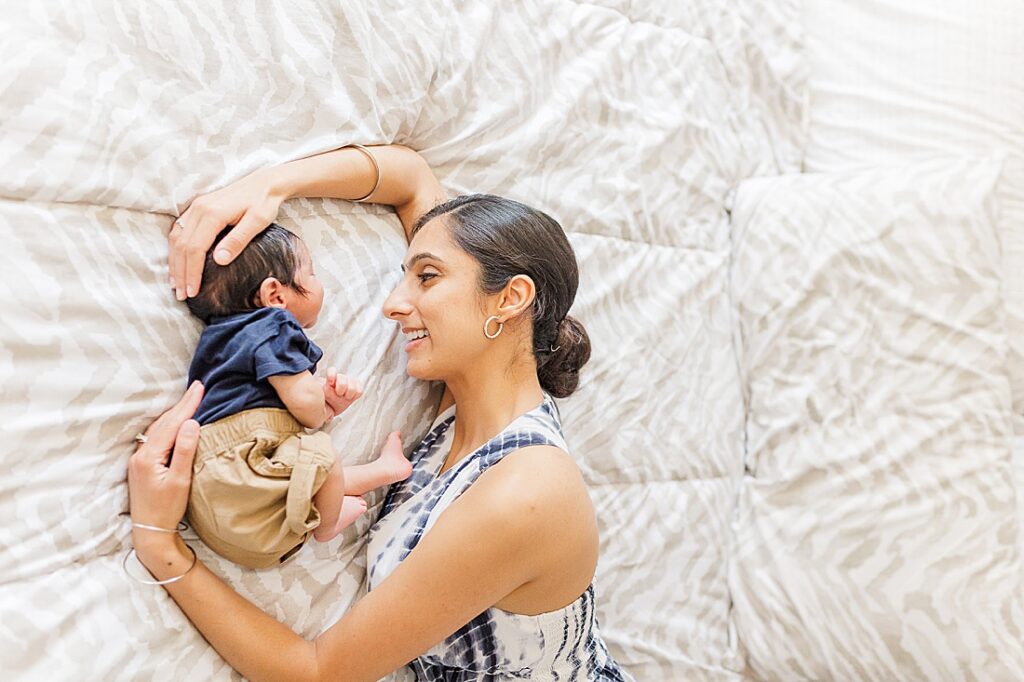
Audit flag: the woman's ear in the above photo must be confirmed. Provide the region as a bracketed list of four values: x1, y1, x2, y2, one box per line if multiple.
[257, 277, 287, 309]
[496, 274, 536, 321]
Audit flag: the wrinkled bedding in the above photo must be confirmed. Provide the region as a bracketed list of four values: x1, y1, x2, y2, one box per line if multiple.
[0, 1, 803, 680]
[729, 159, 1024, 679]
[3, 0, 1022, 680]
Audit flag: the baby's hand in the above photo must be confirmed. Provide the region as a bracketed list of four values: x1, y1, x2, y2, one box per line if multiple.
[323, 367, 363, 419]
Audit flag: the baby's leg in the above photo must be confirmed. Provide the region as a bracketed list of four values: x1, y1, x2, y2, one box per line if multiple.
[341, 431, 412, 496]
[312, 460, 344, 542]
[313, 461, 369, 542]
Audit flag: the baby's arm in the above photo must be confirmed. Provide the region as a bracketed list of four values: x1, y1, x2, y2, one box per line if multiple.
[268, 368, 364, 429]
[267, 371, 332, 429]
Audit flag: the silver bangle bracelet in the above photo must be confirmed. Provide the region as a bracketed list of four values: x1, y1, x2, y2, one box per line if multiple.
[132, 521, 188, 534]
[345, 144, 381, 203]
[123, 544, 197, 586]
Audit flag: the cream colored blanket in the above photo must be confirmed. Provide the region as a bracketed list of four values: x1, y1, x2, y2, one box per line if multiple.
[5, 1, 1018, 680]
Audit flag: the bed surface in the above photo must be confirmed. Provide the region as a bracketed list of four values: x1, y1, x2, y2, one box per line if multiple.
[2, 0, 1021, 679]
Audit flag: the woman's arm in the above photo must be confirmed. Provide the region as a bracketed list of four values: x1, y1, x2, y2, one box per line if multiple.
[274, 145, 446, 241]
[129, 388, 584, 682]
[170, 144, 445, 300]
[134, 463, 553, 681]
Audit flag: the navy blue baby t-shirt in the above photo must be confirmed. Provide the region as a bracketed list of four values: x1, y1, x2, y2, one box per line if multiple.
[187, 307, 324, 426]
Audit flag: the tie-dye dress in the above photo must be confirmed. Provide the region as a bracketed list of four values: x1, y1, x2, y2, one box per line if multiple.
[366, 393, 632, 682]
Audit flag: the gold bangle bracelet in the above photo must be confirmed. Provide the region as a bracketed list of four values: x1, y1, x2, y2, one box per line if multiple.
[345, 144, 381, 203]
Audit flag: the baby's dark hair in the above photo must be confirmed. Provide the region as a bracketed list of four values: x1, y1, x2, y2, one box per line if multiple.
[185, 223, 310, 323]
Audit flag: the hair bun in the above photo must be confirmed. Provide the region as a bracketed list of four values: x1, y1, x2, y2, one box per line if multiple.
[538, 315, 592, 398]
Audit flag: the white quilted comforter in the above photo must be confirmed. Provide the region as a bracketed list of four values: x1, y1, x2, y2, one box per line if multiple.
[1, 0, 1021, 680]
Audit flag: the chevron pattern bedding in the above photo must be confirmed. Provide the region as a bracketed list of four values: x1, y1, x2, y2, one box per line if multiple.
[2, 0, 1021, 680]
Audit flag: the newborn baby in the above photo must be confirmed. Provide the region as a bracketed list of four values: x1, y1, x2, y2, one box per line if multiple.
[182, 222, 411, 568]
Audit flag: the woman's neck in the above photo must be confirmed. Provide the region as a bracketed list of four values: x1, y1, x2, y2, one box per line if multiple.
[441, 359, 545, 473]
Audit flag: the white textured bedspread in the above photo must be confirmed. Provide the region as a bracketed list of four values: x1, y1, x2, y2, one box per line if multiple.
[0, 1, 804, 680]
[10, 1, 1020, 680]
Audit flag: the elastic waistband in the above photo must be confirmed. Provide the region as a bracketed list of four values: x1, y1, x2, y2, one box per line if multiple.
[197, 408, 304, 454]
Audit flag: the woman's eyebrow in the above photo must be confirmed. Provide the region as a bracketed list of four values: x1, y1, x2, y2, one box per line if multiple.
[403, 252, 444, 269]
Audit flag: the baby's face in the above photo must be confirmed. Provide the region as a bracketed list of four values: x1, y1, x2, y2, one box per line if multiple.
[286, 240, 324, 328]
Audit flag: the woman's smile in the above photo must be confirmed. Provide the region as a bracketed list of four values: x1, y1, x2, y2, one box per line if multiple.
[403, 327, 430, 352]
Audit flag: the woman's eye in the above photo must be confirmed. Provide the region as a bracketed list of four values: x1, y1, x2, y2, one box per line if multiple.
[418, 272, 438, 284]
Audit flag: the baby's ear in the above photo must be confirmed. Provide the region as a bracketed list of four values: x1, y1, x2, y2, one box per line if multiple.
[257, 277, 287, 308]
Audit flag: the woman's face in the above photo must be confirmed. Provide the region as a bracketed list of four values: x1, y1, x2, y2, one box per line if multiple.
[382, 218, 492, 381]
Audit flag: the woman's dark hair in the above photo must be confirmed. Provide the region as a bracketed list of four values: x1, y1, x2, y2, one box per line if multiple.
[185, 223, 309, 323]
[412, 194, 591, 398]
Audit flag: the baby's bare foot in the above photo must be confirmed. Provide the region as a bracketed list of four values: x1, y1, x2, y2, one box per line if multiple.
[313, 496, 367, 542]
[380, 431, 412, 482]
[334, 495, 367, 533]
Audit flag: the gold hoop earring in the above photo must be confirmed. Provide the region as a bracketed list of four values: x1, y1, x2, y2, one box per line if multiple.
[483, 315, 504, 339]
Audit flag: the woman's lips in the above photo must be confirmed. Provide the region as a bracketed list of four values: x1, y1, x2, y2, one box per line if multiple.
[405, 336, 427, 352]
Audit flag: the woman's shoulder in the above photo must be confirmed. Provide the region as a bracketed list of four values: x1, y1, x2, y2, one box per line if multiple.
[453, 445, 599, 598]
[473, 444, 593, 531]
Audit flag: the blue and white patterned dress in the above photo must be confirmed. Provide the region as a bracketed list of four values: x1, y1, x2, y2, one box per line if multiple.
[367, 393, 632, 682]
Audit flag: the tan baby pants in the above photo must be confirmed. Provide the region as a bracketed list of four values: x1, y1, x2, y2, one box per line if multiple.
[186, 407, 335, 569]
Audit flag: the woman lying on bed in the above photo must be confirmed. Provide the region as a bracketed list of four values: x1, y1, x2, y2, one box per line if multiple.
[128, 144, 632, 681]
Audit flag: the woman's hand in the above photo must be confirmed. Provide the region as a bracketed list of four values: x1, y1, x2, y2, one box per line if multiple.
[128, 381, 205, 552]
[168, 145, 445, 301]
[170, 167, 285, 301]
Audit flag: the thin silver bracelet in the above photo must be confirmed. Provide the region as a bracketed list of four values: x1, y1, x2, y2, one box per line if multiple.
[345, 144, 381, 203]
[132, 521, 188, 534]
[123, 544, 197, 586]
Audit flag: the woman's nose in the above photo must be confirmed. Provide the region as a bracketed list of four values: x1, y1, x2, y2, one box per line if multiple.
[382, 283, 412, 320]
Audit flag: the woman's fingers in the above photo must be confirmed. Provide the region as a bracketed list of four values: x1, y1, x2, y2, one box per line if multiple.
[175, 380, 205, 420]
[211, 209, 267, 266]
[171, 210, 201, 301]
[169, 168, 284, 298]
[161, 380, 204, 425]
[129, 416, 201, 535]
[169, 419, 201, 479]
[183, 211, 220, 299]
[169, 212, 194, 299]
[180, 208, 269, 298]
[168, 217, 180, 291]
[140, 381, 205, 457]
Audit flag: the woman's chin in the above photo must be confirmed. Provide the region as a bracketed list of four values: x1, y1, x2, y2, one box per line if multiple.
[404, 362, 437, 382]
